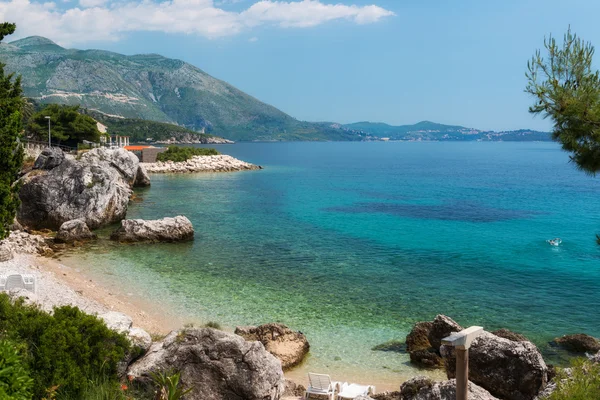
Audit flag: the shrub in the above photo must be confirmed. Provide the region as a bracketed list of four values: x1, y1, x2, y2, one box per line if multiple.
[545, 358, 600, 400]
[157, 146, 219, 162]
[0, 340, 33, 400]
[203, 321, 221, 330]
[0, 294, 131, 399]
[150, 370, 191, 400]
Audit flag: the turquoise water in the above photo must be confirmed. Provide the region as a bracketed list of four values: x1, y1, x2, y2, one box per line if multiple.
[65, 142, 600, 387]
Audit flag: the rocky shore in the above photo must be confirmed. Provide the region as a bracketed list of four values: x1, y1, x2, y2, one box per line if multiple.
[142, 154, 262, 173]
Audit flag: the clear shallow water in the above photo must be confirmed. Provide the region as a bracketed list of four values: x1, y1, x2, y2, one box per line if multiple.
[64, 142, 600, 387]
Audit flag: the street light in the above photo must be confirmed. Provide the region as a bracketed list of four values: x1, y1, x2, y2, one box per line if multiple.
[44, 116, 51, 147]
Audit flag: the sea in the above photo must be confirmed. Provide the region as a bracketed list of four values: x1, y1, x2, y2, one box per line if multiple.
[62, 141, 600, 389]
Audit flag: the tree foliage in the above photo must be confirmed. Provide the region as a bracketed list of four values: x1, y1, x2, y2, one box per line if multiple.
[0, 340, 33, 400]
[28, 104, 101, 147]
[526, 28, 600, 175]
[157, 146, 219, 162]
[0, 22, 24, 240]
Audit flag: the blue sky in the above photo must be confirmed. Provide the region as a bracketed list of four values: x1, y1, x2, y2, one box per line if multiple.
[2, 0, 600, 131]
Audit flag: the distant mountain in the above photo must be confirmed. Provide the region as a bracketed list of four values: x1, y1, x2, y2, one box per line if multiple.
[342, 121, 551, 142]
[0, 36, 369, 142]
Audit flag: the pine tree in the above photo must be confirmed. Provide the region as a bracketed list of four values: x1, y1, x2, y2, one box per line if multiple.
[0, 23, 24, 240]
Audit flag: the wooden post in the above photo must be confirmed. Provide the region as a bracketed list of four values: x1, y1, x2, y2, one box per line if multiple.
[442, 326, 483, 400]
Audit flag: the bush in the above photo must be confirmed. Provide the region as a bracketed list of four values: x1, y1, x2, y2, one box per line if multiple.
[0, 294, 131, 399]
[545, 358, 600, 400]
[0, 340, 33, 400]
[157, 146, 219, 162]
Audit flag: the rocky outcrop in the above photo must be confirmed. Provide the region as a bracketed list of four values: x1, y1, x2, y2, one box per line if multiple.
[0, 231, 52, 256]
[55, 219, 96, 243]
[134, 165, 151, 187]
[371, 391, 401, 400]
[428, 315, 463, 350]
[110, 216, 194, 243]
[553, 334, 600, 353]
[235, 323, 310, 370]
[283, 379, 306, 398]
[127, 328, 285, 400]
[404, 316, 462, 368]
[33, 147, 65, 170]
[18, 148, 149, 230]
[0, 244, 13, 262]
[444, 331, 548, 400]
[142, 155, 262, 173]
[100, 311, 134, 334]
[588, 350, 600, 363]
[492, 328, 529, 342]
[400, 376, 500, 400]
[406, 322, 433, 352]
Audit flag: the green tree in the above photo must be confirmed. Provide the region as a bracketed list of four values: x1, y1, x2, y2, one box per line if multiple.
[28, 104, 100, 147]
[526, 27, 600, 175]
[0, 22, 24, 240]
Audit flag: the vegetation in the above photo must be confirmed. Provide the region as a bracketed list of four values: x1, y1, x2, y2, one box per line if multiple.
[156, 146, 219, 162]
[27, 104, 101, 147]
[0, 294, 131, 399]
[544, 358, 600, 400]
[150, 370, 191, 400]
[0, 340, 33, 400]
[526, 28, 600, 175]
[0, 22, 24, 241]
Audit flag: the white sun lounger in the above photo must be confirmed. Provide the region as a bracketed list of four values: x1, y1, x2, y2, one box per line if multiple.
[305, 373, 342, 400]
[0, 274, 36, 293]
[336, 383, 375, 400]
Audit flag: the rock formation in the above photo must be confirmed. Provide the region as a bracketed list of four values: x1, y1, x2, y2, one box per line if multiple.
[127, 328, 285, 400]
[404, 315, 462, 368]
[235, 323, 310, 370]
[553, 334, 600, 353]
[400, 376, 500, 400]
[444, 331, 548, 400]
[33, 147, 65, 170]
[0, 231, 52, 256]
[55, 219, 97, 243]
[110, 216, 194, 243]
[18, 148, 150, 230]
[142, 155, 262, 173]
[492, 328, 529, 342]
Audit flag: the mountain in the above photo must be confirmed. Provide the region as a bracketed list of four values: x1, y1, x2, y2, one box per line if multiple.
[0, 36, 369, 142]
[343, 121, 551, 142]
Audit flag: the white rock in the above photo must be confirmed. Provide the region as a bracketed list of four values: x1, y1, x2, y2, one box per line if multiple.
[99, 311, 133, 334]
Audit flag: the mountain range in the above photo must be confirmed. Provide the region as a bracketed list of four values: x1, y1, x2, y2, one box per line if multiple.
[0, 36, 550, 143]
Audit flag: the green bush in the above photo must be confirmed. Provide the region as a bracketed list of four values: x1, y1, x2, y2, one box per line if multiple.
[545, 358, 600, 400]
[0, 340, 33, 400]
[0, 294, 131, 399]
[156, 146, 219, 162]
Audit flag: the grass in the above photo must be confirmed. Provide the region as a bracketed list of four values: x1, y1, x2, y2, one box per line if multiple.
[544, 358, 600, 400]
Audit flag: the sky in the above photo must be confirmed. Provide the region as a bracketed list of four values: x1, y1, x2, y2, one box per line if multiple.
[1, 0, 600, 131]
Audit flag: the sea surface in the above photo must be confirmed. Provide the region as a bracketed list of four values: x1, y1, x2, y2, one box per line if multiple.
[63, 142, 600, 388]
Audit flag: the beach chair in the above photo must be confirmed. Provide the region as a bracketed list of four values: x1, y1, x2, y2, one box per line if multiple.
[305, 373, 342, 400]
[336, 383, 375, 400]
[3, 274, 36, 293]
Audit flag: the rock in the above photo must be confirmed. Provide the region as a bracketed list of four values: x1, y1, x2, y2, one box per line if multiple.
[19, 148, 142, 230]
[283, 379, 306, 397]
[492, 328, 529, 342]
[428, 315, 463, 350]
[7, 288, 38, 305]
[33, 147, 65, 170]
[400, 376, 500, 400]
[0, 231, 52, 255]
[9, 218, 23, 232]
[372, 340, 405, 352]
[128, 327, 152, 353]
[371, 391, 401, 400]
[409, 348, 443, 368]
[141, 155, 262, 173]
[110, 216, 194, 243]
[0, 243, 14, 262]
[445, 331, 548, 400]
[99, 311, 133, 334]
[235, 323, 310, 370]
[553, 334, 600, 353]
[127, 328, 285, 400]
[134, 165, 151, 187]
[55, 219, 97, 243]
[588, 350, 600, 363]
[406, 321, 433, 352]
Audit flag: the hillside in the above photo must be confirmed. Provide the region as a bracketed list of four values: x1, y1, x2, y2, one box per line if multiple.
[0, 36, 368, 142]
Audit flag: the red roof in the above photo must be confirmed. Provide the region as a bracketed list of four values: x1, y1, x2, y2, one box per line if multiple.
[124, 146, 151, 151]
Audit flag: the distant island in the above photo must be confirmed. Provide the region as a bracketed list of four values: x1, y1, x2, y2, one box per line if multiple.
[0, 36, 550, 143]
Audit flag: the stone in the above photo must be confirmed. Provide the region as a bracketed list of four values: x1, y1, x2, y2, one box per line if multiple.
[409, 348, 443, 368]
[400, 376, 500, 400]
[553, 334, 600, 353]
[0, 243, 14, 262]
[134, 165, 151, 187]
[235, 323, 310, 370]
[127, 328, 285, 400]
[9, 218, 23, 232]
[7, 288, 38, 305]
[110, 216, 194, 243]
[406, 321, 433, 352]
[492, 328, 529, 342]
[33, 147, 65, 170]
[445, 331, 548, 400]
[19, 148, 142, 230]
[0, 231, 51, 255]
[99, 311, 133, 334]
[283, 379, 306, 397]
[428, 315, 463, 350]
[128, 327, 152, 353]
[142, 155, 262, 173]
[371, 391, 401, 400]
[55, 219, 97, 243]
[588, 350, 600, 363]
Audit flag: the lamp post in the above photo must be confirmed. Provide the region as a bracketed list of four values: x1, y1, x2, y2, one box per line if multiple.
[442, 326, 483, 400]
[44, 116, 51, 147]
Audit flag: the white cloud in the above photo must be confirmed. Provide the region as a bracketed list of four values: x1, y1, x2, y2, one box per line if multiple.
[248, 36, 258, 42]
[0, 0, 394, 45]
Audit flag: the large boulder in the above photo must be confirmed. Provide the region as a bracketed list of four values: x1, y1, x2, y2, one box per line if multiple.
[33, 147, 65, 170]
[406, 321, 433, 352]
[134, 165, 151, 187]
[110, 216, 194, 242]
[444, 331, 548, 400]
[127, 328, 285, 400]
[19, 148, 143, 230]
[235, 323, 310, 370]
[400, 376, 499, 400]
[492, 328, 529, 342]
[55, 219, 96, 243]
[553, 334, 600, 353]
[99, 311, 133, 333]
[428, 315, 463, 350]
